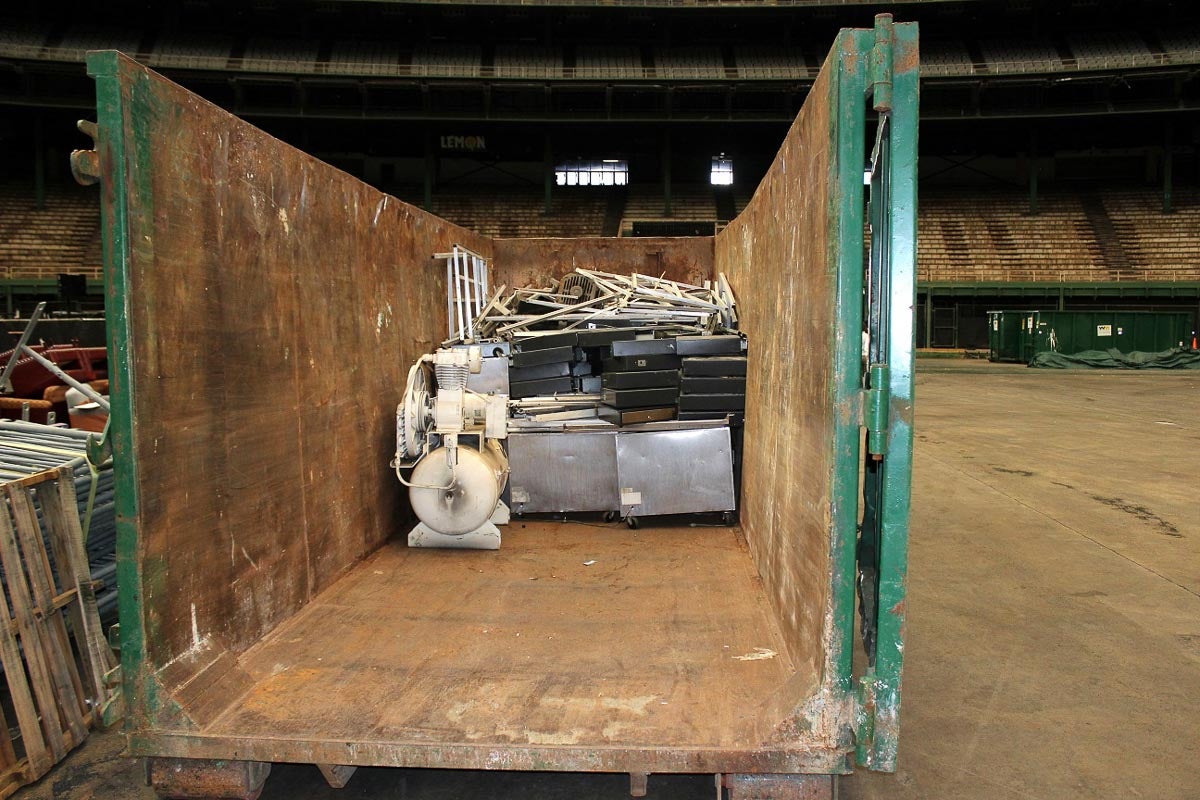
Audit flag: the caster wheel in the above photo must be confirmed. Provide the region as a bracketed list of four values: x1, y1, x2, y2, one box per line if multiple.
[603, 510, 618, 523]
[626, 516, 640, 530]
[721, 511, 736, 526]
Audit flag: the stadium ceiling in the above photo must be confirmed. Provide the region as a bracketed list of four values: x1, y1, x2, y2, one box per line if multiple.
[2, 67, 1196, 124]
[320, 0, 968, 6]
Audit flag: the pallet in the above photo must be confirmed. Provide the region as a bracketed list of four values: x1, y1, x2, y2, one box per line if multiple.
[0, 465, 118, 798]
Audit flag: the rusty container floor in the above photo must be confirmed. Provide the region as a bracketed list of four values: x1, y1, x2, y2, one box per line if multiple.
[198, 520, 815, 756]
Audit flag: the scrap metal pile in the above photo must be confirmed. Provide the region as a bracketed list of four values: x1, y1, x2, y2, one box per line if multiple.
[451, 268, 745, 426]
[398, 267, 747, 542]
[467, 268, 738, 340]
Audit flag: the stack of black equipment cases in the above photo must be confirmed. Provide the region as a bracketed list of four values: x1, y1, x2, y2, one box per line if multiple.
[509, 332, 582, 398]
[677, 337, 747, 421]
[678, 347, 748, 517]
[599, 336, 680, 424]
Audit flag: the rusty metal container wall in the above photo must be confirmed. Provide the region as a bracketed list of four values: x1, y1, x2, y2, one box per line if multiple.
[714, 53, 837, 684]
[89, 52, 493, 729]
[491, 237, 713, 289]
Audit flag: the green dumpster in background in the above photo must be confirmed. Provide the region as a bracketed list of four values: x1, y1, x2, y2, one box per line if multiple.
[1027, 310, 1194, 358]
[989, 310, 1195, 363]
[986, 310, 1025, 362]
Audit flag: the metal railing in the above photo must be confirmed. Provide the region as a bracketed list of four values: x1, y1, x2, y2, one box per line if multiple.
[7, 42, 1197, 81]
[925, 49, 1197, 77]
[920, 268, 1199, 283]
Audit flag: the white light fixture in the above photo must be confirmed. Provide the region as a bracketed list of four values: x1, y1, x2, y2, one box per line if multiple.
[554, 159, 629, 188]
[710, 154, 734, 186]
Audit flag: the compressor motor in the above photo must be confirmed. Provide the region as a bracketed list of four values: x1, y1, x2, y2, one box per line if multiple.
[394, 347, 510, 549]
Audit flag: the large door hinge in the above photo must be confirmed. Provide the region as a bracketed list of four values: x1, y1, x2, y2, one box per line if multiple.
[863, 363, 890, 459]
[70, 120, 101, 186]
[869, 13, 895, 113]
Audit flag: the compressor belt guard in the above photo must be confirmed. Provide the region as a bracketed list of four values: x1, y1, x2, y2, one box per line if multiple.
[394, 347, 510, 549]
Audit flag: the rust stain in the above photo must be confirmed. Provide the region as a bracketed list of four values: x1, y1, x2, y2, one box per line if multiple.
[147, 756, 270, 799]
[113, 54, 491, 701]
[492, 237, 713, 289]
[894, 37, 920, 73]
[713, 45, 836, 685]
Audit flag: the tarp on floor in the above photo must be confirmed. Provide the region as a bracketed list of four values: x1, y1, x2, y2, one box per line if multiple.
[1029, 347, 1200, 370]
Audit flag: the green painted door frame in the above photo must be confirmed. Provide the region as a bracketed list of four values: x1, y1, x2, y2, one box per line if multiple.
[857, 17, 917, 771]
[825, 15, 917, 772]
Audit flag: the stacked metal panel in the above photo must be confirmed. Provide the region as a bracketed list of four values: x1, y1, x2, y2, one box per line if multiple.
[0, 421, 117, 624]
[509, 332, 590, 398]
[678, 344, 749, 421]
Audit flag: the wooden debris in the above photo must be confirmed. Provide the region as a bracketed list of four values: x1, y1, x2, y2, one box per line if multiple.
[0, 466, 118, 799]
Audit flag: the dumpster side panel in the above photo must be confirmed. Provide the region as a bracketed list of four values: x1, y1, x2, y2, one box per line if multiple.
[713, 60, 836, 681]
[988, 311, 1024, 362]
[91, 52, 491, 726]
[492, 237, 713, 290]
[1036, 310, 1193, 355]
[1123, 311, 1192, 351]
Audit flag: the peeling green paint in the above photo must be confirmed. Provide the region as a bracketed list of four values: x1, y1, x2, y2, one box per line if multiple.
[828, 28, 869, 701]
[87, 50, 164, 730]
[854, 18, 918, 772]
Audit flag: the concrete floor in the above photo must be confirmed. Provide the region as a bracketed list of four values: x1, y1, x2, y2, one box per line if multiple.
[14, 366, 1200, 800]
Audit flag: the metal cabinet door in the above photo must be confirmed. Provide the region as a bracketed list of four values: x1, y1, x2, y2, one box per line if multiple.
[615, 427, 735, 517]
[507, 431, 619, 514]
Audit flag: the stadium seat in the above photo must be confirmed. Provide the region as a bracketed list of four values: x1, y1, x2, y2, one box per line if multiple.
[494, 45, 563, 79]
[1067, 32, 1156, 69]
[1158, 28, 1200, 63]
[0, 22, 50, 59]
[1101, 188, 1200, 282]
[979, 38, 1063, 73]
[240, 37, 321, 74]
[574, 45, 642, 79]
[411, 44, 483, 78]
[149, 34, 235, 71]
[619, 184, 719, 235]
[2, 180, 1196, 283]
[54, 26, 143, 62]
[0, 183, 103, 280]
[424, 186, 608, 238]
[327, 40, 402, 77]
[920, 40, 976, 77]
[655, 46, 725, 80]
[733, 46, 809, 79]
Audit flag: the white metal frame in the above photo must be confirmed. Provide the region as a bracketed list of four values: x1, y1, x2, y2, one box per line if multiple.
[435, 245, 490, 341]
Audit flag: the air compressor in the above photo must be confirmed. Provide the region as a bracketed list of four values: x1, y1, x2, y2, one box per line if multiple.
[394, 347, 510, 549]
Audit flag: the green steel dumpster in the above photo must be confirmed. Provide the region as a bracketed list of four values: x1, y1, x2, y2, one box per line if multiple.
[1026, 310, 1194, 359]
[80, 16, 916, 800]
[987, 310, 1025, 362]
